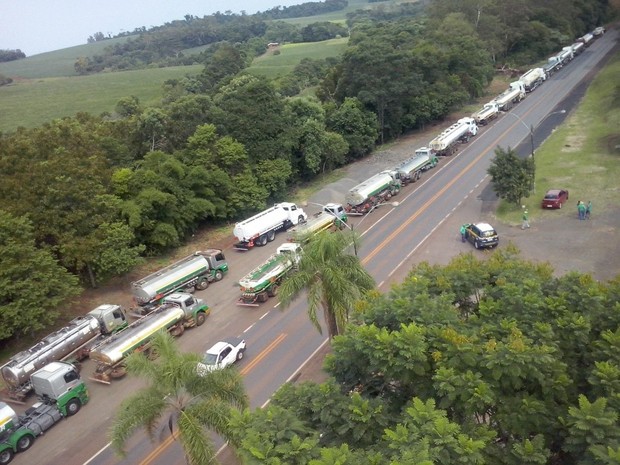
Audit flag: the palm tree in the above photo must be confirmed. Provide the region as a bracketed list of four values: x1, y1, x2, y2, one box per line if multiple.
[110, 331, 248, 465]
[279, 230, 375, 338]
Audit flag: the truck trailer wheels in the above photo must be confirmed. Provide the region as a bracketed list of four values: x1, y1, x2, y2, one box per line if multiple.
[256, 235, 268, 246]
[16, 434, 35, 452]
[267, 230, 276, 242]
[0, 448, 14, 465]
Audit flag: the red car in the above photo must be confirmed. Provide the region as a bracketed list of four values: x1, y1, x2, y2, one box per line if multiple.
[541, 189, 569, 209]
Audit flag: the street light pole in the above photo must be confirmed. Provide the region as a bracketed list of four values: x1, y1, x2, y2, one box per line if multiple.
[505, 110, 566, 193]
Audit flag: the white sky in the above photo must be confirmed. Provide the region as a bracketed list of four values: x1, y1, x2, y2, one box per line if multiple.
[0, 0, 306, 56]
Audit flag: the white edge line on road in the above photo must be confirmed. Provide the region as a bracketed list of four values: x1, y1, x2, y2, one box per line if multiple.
[83, 443, 111, 465]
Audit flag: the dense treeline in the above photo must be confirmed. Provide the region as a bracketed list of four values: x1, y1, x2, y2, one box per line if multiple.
[0, 0, 612, 341]
[230, 250, 620, 465]
[258, 0, 348, 20]
[0, 49, 26, 62]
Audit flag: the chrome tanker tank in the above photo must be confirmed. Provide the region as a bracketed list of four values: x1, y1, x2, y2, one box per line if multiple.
[1, 314, 101, 390]
[89, 304, 185, 366]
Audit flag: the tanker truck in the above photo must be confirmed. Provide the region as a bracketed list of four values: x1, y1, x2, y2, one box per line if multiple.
[89, 293, 209, 384]
[473, 102, 500, 126]
[392, 152, 438, 185]
[237, 243, 302, 306]
[345, 171, 401, 215]
[1, 305, 126, 401]
[233, 202, 308, 250]
[131, 249, 228, 312]
[288, 203, 347, 243]
[493, 81, 526, 111]
[519, 68, 546, 92]
[0, 362, 88, 465]
[427, 117, 478, 156]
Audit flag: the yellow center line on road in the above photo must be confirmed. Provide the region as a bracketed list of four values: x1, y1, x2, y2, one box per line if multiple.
[361, 115, 532, 266]
[139, 333, 287, 465]
[240, 333, 287, 375]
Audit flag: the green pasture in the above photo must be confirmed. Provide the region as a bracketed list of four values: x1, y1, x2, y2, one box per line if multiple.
[248, 38, 348, 78]
[0, 37, 132, 79]
[282, 0, 403, 26]
[495, 52, 620, 224]
[0, 65, 202, 132]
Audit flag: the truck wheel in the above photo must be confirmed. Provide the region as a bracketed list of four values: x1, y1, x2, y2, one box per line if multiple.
[258, 292, 269, 303]
[195, 277, 209, 291]
[298, 215, 306, 224]
[267, 285, 279, 297]
[16, 434, 35, 452]
[66, 398, 82, 416]
[236, 349, 245, 361]
[110, 366, 127, 379]
[0, 448, 14, 465]
[196, 312, 207, 326]
[214, 270, 224, 281]
[257, 235, 268, 246]
[267, 230, 276, 242]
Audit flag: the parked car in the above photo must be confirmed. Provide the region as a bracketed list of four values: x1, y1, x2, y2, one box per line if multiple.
[541, 189, 569, 209]
[463, 222, 499, 250]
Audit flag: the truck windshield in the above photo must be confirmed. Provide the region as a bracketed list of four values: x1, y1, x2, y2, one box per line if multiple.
[203, 353, 218, 365]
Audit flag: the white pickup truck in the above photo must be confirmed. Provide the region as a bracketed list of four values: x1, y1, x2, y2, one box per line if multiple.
[197, 339, 246, 375]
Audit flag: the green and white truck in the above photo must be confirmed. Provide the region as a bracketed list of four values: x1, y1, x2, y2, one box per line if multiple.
[0, 362, 88, 465]
[131, 249, 227, 312]
[237, 243, 302, 306]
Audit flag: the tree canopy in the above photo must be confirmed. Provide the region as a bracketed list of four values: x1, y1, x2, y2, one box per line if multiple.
[233, 247, 620, 465]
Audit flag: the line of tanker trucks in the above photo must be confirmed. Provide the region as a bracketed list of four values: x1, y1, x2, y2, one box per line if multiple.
[0, 24, 608, 463]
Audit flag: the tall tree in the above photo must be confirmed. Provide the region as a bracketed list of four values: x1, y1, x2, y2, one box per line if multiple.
[488, 146, 535, 205]
[0, 210, 80, 341]
[278, 230, 375, 338]
[110, 331, 248, 465]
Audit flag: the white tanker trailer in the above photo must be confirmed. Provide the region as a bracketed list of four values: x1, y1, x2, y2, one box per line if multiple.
[89, 293, 208, 384]
[345, 171, 401, 215]
[1, 305, 126, 401]
[233, 202, 308, 250]
[493, 81, 526, 111]
[393, 152, 438, 185]
[519, 68, 547, 92]
[428, 117, 478, 156]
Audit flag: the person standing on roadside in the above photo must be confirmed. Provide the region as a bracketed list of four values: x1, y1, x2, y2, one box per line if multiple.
[460, 224, 467, 242]
[521, 210, 530, 230]
[586, 201, 592, 219]
[578, 201, 586, 220]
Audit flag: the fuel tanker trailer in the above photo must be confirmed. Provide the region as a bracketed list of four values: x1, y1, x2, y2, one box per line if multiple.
[131, 249, 228, 312]
[427, 117, 478, 156]
[345, 171, 401, 215]
[89, 293, 209, 384]
[1, 305, 126, 401]
[392, 152, 438, 185]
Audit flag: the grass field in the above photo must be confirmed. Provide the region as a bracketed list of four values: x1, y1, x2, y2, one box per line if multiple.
[0, 65, 203, 132]
[248, 38, 348, 78]
[496, 52, 620, 223]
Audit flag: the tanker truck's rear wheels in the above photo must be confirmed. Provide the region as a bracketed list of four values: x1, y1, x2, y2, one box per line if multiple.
[16, 434, 35, 452]
[267, 230, 276, 242]
[0, 448, 14, 465]
[66, 398, 82, 416]
[170, 325, 185, 337]
[195, 277, 209, 290]
[258, 292, 269, 303]
[257, 235, 268, 246]
[267, 285, 279, 297]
